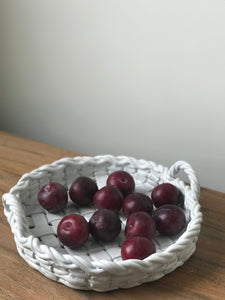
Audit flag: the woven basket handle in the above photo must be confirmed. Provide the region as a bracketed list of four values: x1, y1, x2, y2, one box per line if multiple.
[168, 161, 200, 201]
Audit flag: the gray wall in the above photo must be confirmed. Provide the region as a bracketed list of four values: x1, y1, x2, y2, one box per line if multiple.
[1, 0, 225, 192]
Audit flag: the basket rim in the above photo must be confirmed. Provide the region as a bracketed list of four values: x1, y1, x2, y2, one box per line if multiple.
[2, 155, 203, 273]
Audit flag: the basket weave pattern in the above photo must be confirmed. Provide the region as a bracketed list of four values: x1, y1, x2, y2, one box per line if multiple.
[2, 155, 202, 291]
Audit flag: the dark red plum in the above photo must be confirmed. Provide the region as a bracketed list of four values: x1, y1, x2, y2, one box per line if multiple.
[57, 214, 89, 248]
[151, 183, 181, 207]
[154, 204, 186, 236]
[93, 185, 123, 213]
[38, 182, 68, 213]
[122, 192, 153, 216]
[106, 170, 135, 197]
[121, 237, 156, 260]
[69, 176, 98, 206]
[125, 211, 156, 239]
[89, 209, 121, 242]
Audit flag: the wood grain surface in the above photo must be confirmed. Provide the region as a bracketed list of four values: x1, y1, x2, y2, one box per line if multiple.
[0, 131, 224, 300]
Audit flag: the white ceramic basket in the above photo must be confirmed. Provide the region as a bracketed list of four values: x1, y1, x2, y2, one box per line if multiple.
[2, 155, 202, 292]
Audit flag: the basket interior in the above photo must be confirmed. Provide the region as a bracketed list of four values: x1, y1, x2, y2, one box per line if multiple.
[14, 160, 192, 264]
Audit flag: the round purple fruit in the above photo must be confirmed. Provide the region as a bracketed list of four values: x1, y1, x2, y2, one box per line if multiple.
[125, 211, 156, 240]
[94, 185, 123, 213]
[38, 182, 68, 213]
[151, 183, 182, 208]
[121, 237, 156, 260]
[106, 170, 135, 197]
[122, 192, 153, 217]
[69, 176, 98, 206]
[153, 204, 186, 236]
[57, 214, 89, 248]
[89, 209, 121, 242]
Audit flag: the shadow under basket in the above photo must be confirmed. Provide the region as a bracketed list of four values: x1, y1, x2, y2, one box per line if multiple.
[2, 155, 202, 292]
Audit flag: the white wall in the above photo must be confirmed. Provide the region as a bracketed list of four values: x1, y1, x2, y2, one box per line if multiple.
[0, 0, 225, 192]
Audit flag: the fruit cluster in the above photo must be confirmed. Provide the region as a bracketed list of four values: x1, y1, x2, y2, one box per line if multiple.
[38, 171, 186, 260]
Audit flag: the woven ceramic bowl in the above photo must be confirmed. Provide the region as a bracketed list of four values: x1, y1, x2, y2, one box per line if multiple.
[2, 155, 202, 292]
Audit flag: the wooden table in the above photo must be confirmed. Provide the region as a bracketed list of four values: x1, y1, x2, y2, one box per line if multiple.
[0, 131, 224, 300]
